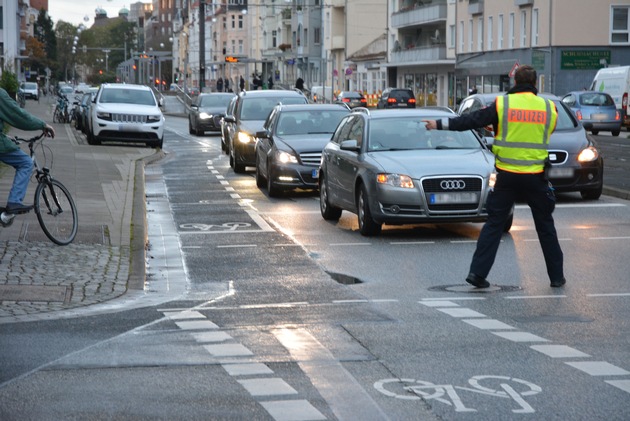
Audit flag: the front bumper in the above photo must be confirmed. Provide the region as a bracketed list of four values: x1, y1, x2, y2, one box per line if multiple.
[269, 163, 319, 190]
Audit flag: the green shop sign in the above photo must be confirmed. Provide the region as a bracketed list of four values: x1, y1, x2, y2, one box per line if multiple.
[561, 50, 611, 70]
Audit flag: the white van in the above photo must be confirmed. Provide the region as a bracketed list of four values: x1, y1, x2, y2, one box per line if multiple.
[590, 65, 630, 127]
[310, 86, 333, 103]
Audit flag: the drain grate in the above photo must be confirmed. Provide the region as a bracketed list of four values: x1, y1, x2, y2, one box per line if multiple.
[429, 284, 523, 293]
[327, 272, 363, 285]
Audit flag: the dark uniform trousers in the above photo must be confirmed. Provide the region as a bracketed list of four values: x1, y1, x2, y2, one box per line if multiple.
[470, 169, 564, 282]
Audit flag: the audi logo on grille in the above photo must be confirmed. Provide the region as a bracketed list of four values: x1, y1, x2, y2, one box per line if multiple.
[440, 180, 466, 190]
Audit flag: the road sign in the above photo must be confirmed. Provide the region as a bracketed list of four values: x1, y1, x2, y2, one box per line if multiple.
[508, 62, 519, 78]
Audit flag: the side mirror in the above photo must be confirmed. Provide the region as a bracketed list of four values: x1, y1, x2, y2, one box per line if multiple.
[340, 139, 360, 151]
[223, 115, 236, 123]
[158, 98, 164, 107]
[582, 122, 593, 130]
[255, 130, 269, 139]
[191, 104, 199, 110]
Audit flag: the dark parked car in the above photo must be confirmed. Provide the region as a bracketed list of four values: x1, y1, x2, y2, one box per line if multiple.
[377, 88, 416, 109]
[335, 91, 367, 109]
[189, 92, 235, 135]
[254, 103, 350, 196]
[76, 89, 98, 133]
[561, 91, 621, 136]
[222, 89, 308, 173]
[319, 108, 505, 236]
[458, 92, 604, 200]
[221, 95, 238, 153]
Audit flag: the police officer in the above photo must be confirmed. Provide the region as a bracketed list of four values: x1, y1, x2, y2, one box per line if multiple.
[424, 65, 566, 288]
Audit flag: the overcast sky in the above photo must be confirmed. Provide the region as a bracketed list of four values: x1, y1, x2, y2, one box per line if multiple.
[48, 0, 131, 27]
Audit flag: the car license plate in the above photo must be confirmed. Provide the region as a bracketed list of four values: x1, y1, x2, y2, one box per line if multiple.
[119, 124, 140, 132]
[397, 103, 408, 107]
[429, 192, 478, 204]
[312, 169, 318, 179]
[591, 113, 607, 120]
[547, 167, 575, 178]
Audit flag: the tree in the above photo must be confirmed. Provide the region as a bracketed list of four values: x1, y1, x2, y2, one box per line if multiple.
[34, 9, 56, 64]
[0, 67, 20, 101]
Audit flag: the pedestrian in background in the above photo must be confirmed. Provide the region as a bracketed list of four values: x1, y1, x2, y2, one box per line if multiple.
[216, 77, 224, 92]
[0, 87, 55, 213]
[239, 76, 245, 91]
[424, 65, 566, 289]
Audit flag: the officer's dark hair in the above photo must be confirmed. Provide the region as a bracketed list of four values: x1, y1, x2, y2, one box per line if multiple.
[514, 65, 537, 86]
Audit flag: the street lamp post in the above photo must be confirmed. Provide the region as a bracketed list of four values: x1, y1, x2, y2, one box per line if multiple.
[199, 0, 206, 92]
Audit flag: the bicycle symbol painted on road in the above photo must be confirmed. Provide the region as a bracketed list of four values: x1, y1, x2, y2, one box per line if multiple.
[374, 375, 541, 413]
[179, 222, 251, 232]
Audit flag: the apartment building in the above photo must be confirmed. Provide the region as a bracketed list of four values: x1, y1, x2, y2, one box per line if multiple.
[450, 0, 630, 105]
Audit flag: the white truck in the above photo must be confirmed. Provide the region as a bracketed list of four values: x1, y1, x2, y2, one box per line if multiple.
[590, 65, 630, 127]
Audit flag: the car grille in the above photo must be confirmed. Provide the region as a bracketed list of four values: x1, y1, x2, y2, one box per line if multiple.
[422, 176, 483, 212]
[111, 114, 148, 123]
[548, 150, 568, 165]
[299, 152, 321, 166]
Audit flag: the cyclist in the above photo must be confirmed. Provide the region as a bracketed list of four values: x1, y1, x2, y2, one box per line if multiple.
[0, 87, 55, 214]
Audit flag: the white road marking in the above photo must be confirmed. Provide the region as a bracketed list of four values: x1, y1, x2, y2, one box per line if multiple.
[505, 295, 567, 299]
[462, 319, 515, 330]
[332, 299, 368, 303]
[589, 236, 630, 240]
[174, 320, 219, 330]
[203, 343, 254, 357]
[420, 300, 460, 307]
[329, 242, 371, 246]
[217, 244, 257, 248]
[530, 345, 591, 358]
[421, 297, 486, 301]
[564, 361, 630, 376]
[222, 363, 274, 376]
[587, 293, 630, 297]
[274, 327, 389, 421]
[245, 209, 275, 231]
[260, 400, 327, 421]
[390, 241, 435, 245]
[491, 331, 549, 342]
[191, 331, 233, 343]
[605, 380, 630, 394]
[237, 378, 298, 396]
[163, 310, 205, 320]
[437, 308, 487, 318]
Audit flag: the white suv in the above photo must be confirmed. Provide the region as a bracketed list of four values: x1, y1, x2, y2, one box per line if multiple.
[88, 83, 164, 148]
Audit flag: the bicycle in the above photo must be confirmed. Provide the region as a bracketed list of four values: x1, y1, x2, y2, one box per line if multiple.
[17, 91, 26, 108]
[0, 132, 78, 245]
[53, 95, 69, 124]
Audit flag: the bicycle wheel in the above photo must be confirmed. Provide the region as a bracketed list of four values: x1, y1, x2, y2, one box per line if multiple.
[34, 179, 78, 245]
[53, 108, 61, 123]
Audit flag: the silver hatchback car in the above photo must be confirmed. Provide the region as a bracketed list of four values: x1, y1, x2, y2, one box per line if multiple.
[561, 91, 621, 136]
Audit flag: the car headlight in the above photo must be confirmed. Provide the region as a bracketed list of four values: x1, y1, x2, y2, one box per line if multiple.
[199, 112, 212, 120]
[147, 114, 162, 123]
[376, 173, 414, 188]
[577, 146, 599, 162]
[96, 111, 112, 121]
[237, 131, 254, 144]
[489, 171, 497, 190]
[276, 150, 298, 164]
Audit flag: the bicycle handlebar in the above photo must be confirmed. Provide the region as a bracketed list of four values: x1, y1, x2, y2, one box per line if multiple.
[10, 131, 48, 144]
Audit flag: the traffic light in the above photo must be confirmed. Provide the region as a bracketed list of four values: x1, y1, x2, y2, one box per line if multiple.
[99, 70, 103, 75]
[225, 56, 238, 63]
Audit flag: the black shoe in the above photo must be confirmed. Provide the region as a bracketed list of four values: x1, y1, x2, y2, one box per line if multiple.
[466, 273, 490, 288]
[550, 277, 566, 288]
[5, 203, 33, 214]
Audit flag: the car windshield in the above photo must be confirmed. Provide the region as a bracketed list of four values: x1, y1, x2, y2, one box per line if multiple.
[100, 88, 157, 106]
[391, 90, 413, 100]
[24, 83, 37, 90]
[342, 92, 362, 99]
[579, 93, 615, 107]
[199, 95, 233, 107]
[241, 97, 305, 120]
[368, 118, 482, 152]
[276, 110, 348, 135]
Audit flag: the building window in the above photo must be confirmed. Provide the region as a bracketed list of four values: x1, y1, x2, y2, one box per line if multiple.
[487, 16, 493, 50]
[239, 15, 243, 29]
[509, 13, 515, 49]
[304, 28, 308, 47]
[468, 19, 473, 52]
[238, 40, 243, 54]
[520, 10, 527, 47]
[231, 15, 235, 29]
[498, 14, 504, 49]
[477, 18, 484, 51]
[231, 39, 235, 53]
[223, 17, 227, 30]
[314, 27, 321, 44]
[532, 9, 539, 46]
[449, 24, 455, 48]
[612, 6, 630, 43]
[272, 30, 277, 48]
[459, 21, 464, 52]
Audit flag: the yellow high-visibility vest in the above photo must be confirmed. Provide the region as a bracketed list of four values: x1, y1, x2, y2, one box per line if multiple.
[493, 93, 557, 173]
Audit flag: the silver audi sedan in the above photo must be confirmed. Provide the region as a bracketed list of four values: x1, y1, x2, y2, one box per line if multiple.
[319, 108, 504, 236]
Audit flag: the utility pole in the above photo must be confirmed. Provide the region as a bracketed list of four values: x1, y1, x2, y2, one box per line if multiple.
[199, 0, 205, 92]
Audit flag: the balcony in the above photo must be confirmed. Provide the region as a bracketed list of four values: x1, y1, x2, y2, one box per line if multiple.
[392, 2, 447, 29]
[515, 0, 533, 5]
[468, 0, 484, 15]
[331, 0, 345, 8]
[391, 45, 446, 64]
[332, 35, 345, 50]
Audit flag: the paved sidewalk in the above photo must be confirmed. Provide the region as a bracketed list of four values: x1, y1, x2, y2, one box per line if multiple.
[0, 96, 160, 322]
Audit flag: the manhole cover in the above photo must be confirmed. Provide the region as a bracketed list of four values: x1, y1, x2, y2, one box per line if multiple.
[327, 272, 363, 285]
[429, 284, 523, 293]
